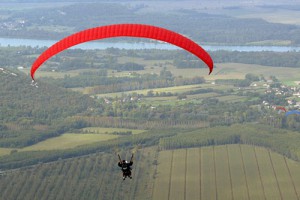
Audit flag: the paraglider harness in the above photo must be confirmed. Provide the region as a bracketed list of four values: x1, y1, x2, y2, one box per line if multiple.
[118, 154, 133, 180]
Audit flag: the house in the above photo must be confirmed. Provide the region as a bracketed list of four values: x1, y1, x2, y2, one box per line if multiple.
[262, 101, 269, 106]
[287, 100, 295, 105]
[104, 98, 111, 104]
[293, 92, 300, 97]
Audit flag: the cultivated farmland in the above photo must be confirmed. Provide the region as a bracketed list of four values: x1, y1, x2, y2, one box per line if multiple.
[0, 148, 13, 156]
[20, 133, 118, 151]
[81, 127, 146, 135]
[153, 144, 300, 200]
[0, 148, 156, 200]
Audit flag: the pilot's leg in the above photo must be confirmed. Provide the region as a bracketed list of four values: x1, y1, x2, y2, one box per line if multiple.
[129, 171, 132, 179]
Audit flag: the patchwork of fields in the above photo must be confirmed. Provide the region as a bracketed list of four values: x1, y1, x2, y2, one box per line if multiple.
[0, 127, 145, 155]
[20, 133, 118, 151]
[1, 144, 300, 199]
[153, 145, 300, 200]
[0, 149, 156, 200]
[20, 127, 145, 151]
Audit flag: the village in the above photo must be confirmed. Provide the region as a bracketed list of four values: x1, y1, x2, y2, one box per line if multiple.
[259, 78, 300, 110]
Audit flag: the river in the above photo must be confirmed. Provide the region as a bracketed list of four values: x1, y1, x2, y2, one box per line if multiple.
[1, 37, 300, 52]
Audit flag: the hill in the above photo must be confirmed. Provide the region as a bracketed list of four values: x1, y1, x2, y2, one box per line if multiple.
[1, 2, 300, 45]
[0, 68, 98, 148]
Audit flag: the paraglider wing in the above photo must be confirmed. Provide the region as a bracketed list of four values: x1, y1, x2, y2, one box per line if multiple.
[275, 106, 287, 113]
[285, 110, 300, 117]
[31, 24, 214, 79]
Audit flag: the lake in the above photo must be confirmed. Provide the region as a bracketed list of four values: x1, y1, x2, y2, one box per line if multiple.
[1, 37, 300, 52]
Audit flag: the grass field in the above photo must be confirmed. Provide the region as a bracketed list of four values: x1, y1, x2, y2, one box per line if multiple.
[81, 127, 145, 135]
[152, 150, 173, 200]
[242, 10, 300, 26]
[216, 95, 248, 102]
[0, 148, 13, 157]
[211, 63, 300, 82]
[0, 128, 145, 156]
[20, 68, 91, 79]
[94, 84, 206, 98]
[153, 144, 300, 200]
[20, 133, 118, 151]
[141, 92, 221, 106]
[93, 83, 236, 99]
[16, 127, 144, 152]
[142, 96, 179, 106]
[246, 40, 292, 46]
[212, 6, 300, 26]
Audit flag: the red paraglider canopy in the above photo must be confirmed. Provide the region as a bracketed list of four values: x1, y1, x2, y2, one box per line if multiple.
[31, 24, 214, 79]
[275, 106, 287, 113]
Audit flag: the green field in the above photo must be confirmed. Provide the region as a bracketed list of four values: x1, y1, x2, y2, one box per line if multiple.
[20, 133, 118, 151]
[0, 128, 144, 156]
[20, 68, 88, 79]
[242, 11, 300, 26]
[142, 93, 219, 106]
[92, 83, 235, 100]
[0, 148, 14, 157]
[212, 6, 300, 26]
[216, 95, 248, 102]
[81, 127, 145, 135]
[246, 40, 292, 46]
[211, 63, 300, 82]
[94, 84, 205, 98]
[153, 145, 300, 200]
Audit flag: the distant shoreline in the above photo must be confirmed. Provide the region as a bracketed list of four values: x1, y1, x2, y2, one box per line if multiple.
[1, 37, 300, 52]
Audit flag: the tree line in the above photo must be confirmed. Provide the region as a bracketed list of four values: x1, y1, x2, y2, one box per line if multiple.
[44, 69, 205, 92]
[2, 47, 300, 75]
[0, 129, 178, 169]
[159, 124, 300, 161]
